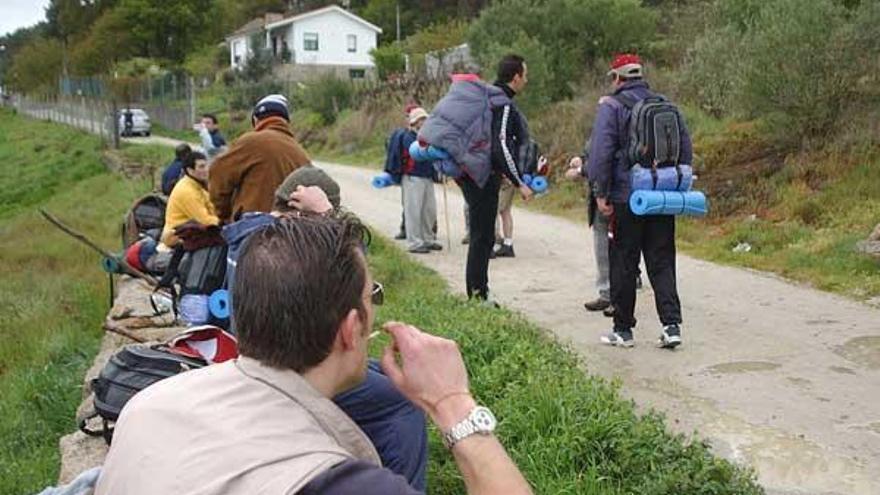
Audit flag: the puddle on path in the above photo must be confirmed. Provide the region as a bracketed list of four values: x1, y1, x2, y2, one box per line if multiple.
[706, 361, 781, 375]
[834, 336, 880, 369]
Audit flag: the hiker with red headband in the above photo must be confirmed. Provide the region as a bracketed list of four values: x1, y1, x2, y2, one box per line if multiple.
[568, 54, 693, 349]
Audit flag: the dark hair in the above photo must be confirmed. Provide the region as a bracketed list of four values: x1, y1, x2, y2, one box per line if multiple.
[202, 113, 218, 124]
[174, 143, 192, 160]
[234, 215, 370, 372]
[182, 151, 206, 170]
[496, 54, 525, 84]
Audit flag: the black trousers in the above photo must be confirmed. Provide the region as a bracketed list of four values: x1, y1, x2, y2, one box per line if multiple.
[610, 202, 682, 332]
[459, 174, 500, 299]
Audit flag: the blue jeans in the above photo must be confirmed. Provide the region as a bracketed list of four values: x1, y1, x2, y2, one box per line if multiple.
[333, 360, 428, 491]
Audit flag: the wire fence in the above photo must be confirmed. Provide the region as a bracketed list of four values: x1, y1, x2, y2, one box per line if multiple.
[9, 94, 119, 146]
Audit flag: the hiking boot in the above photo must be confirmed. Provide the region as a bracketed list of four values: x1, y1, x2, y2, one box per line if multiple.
[461, 235, 470, 245]
[426, 242, 443, 251]
[470, 291, 500, 308]
[494, 244, 515, 258]
[658, 324, 682, 349]
[583, 298, 611, 312]
[394, 231, 406, 240]
[600, 330, 634, 348]
[408, 245, 431, 254]
[603, 305, 616, 318]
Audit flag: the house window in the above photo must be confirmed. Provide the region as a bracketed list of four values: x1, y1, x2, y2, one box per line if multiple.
[349, 69, 366, 79]
[304, 32, 319, 51]
[347, 34, 357, 53]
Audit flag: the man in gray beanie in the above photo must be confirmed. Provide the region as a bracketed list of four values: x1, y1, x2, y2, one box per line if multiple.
[209, 94, 311, 222]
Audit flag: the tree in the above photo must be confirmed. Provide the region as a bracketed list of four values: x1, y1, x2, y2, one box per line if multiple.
[115, 0, 213, 63]
[8, 38, 64, 93]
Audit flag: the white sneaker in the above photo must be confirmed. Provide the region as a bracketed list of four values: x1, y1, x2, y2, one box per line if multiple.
[657, 324, 682, 349]
[600, 330, 634, 348]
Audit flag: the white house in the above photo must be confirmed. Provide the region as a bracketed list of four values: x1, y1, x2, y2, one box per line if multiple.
[226, 5, 382, 80]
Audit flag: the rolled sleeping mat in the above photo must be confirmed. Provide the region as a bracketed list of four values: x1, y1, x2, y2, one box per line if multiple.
[209, 289, 230, 320]
[101, 256, 122, 274]
[631, 165, 694, 192]
[179, 294, 210, 326]
[408, 141, 450, 162]
[530, 176, 549, 194]
[629, 190, 708, 217]
[371, 172, 395, 189]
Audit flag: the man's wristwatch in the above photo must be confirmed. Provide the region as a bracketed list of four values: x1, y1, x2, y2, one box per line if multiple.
[442, 406, 497, 449]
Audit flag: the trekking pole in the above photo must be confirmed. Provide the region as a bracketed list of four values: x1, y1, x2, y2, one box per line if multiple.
[442, 175, 452, 251]
[39, 208, 160, 286]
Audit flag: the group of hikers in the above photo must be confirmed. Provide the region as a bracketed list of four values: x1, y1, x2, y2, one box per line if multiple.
[83, 50, 689, 494]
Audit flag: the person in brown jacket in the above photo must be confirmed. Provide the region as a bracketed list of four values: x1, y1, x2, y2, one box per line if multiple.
[209, 94, 311, 223]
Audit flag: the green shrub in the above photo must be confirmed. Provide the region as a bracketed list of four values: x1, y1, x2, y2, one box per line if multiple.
[296, 74, 354, 125]
[370, 43, 406, 81]
[468, 0, 656, 103]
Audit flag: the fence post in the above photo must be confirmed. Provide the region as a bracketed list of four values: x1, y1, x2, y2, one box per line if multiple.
[111, 100, 120, 149]
[188, 76, 196, 127]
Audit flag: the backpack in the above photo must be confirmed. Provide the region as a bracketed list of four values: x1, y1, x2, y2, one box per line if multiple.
[79, 344, 207, 444]
[384, 128, 408, 178]
[614, 93, 683, 170]
[122, 194, 167, 248]
[153, 222, 228, 328]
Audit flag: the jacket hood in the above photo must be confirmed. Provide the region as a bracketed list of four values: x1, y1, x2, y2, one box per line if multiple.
[255, 116, 295, 138]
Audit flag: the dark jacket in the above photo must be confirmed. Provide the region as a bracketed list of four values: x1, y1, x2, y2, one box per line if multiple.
[383, 128, 408, 181]
[161, 158, 184, 196]
[490, 82, 528, 187]
[584, 80, 693, 203]
[400, 129, 434, 179]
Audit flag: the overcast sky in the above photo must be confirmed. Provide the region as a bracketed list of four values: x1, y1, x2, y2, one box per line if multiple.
[1, 0, 51, 38]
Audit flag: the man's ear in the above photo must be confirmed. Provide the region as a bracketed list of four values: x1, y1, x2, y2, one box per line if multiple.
[336, 308, 361, 352]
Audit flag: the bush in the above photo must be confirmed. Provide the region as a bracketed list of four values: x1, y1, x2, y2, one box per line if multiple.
[684, 0, 855, 138]
[296, 74, 354, 125]
[468, 0, 657, 103]
[370, 43, 406, 81]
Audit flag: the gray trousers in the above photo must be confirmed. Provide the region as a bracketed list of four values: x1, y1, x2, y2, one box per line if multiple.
[593, 212, 611, 301]
[403, 175, 437, 249]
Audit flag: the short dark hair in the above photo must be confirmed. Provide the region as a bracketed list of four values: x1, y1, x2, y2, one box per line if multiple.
[496, 54, 525, 84]
[234, 216, 370, 372]
[182, 151, 206, 170]
[202, 113, 218, 124]
[174, 143, 192, 160]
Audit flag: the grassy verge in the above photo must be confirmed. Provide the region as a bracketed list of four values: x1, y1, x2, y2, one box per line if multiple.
[0, 108, 150, 494]
[366, 236, 760, 494]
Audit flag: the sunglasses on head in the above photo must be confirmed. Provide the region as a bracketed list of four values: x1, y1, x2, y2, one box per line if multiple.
[371, 282, 384, 306]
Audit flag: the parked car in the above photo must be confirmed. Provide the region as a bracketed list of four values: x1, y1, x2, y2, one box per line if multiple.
[118, 108, 151, 137]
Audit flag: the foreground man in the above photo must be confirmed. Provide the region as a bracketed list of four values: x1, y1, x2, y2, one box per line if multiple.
[96, 215, 532, 494]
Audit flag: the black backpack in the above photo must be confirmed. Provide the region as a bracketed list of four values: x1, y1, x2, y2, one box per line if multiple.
[614, 93, 683, 170]
[79, 344, 206, 444]
[122, 194, 167, 248]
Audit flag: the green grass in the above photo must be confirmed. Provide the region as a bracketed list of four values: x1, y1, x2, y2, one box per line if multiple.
[0, 109, 151, 494]
[366, 236, 761, 494]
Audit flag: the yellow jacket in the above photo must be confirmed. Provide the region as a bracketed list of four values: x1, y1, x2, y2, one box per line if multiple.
[161, 174, 220, 246]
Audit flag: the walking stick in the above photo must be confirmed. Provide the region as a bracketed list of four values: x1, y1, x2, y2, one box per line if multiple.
[442, 175, 452, 251]
[39, 208, 160, 286]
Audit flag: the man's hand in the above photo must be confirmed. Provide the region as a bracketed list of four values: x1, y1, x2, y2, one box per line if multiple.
[596, 196, 614, 216]
[380, 322, 476, 431]
[287, 185, 333, 214]
[565, 156, 584, 181]
[519, 184, 534, 201]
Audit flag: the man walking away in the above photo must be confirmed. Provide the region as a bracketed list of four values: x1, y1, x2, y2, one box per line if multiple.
[209, 94, 311, 223]
[402, 107, 441, 254]
[198, 113, 227, 161]
[586, 54, 692, 349]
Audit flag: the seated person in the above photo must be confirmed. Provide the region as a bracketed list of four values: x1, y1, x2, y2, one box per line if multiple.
[161, 151, 219, 248]
[161, 143, 192, 196]
[96, 215, 532, 495]
[221, 166, 428, 489]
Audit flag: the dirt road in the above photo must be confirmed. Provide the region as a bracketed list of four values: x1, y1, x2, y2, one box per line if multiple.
[319, 162, 880, 495]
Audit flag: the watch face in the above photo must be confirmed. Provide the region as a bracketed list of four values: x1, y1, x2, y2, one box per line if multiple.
[471, 407, 497, 432]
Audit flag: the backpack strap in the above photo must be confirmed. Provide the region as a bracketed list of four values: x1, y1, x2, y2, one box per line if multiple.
[153, 246, 185, 317]
[611, 92, 638, 110]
